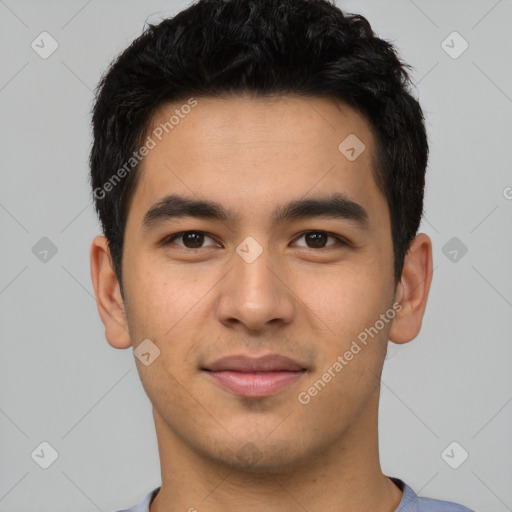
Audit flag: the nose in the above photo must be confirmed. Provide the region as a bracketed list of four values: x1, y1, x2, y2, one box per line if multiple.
[215, 242, 295, 332]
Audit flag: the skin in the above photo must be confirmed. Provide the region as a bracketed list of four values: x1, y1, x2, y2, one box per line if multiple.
[90, 95, 432, 512]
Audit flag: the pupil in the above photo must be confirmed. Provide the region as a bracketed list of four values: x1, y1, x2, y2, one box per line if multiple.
[306, 232, 326, 248]
[184, 232, 203, 248]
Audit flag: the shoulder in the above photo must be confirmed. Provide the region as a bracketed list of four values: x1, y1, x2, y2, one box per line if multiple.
[416, 495, 476, 512]
[111, 486, 161, 512]
[395, 479, 476, 512]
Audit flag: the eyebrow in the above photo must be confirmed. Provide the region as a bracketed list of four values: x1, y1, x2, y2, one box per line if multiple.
[141, 193, 369, 231]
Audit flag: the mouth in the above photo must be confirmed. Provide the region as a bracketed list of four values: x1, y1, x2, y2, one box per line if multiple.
[202, 354, 307, 398]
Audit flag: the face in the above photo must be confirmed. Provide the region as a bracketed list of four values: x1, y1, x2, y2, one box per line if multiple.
[116, 95, 400, 471]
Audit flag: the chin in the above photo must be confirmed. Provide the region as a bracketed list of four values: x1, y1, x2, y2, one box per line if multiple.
[202, 438, 315, 476]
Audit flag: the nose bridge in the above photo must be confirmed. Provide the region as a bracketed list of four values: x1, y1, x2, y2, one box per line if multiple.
[216, 237, 294, 330]
[236, 241, 275, 300]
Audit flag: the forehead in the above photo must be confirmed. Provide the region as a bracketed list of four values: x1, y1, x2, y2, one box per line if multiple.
[143, 94, 375, 164]
[128, 95, 384, 229]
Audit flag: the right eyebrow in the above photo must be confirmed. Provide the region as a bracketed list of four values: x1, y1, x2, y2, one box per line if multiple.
[141, 194, 233, 232]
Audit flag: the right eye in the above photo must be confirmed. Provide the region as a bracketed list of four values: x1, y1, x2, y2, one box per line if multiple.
[163, 231, 221, 249]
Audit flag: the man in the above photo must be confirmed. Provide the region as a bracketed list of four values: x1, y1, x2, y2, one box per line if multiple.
[89, 0, 476, 510]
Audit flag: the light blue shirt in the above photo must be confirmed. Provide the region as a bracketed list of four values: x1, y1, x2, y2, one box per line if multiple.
[113, 478, 476, 511]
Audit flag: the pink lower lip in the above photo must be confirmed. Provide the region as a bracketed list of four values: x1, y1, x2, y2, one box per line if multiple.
[206, 370, 306, 397]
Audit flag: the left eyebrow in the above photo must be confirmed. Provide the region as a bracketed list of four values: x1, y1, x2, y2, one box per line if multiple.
[141, 192, 369, 232]
[272, 193, 368, 227]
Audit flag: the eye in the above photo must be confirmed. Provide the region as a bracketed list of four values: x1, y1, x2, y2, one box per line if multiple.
[293, 231, 346, 249]
[164, 231, 220, 249]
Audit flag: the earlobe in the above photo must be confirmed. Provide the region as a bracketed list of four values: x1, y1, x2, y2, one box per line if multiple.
[90, 235, 132, 349]
[389, 233, 433, 344]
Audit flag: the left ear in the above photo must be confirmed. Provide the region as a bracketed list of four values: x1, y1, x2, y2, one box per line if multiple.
[389, 233, 433, 344]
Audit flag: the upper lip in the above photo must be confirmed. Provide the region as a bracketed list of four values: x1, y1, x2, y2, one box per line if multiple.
[204, 354, 306, 372]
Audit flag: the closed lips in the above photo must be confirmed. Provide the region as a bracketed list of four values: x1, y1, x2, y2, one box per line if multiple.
[203, 354, 306, 372]
[203, 354, 307, 398]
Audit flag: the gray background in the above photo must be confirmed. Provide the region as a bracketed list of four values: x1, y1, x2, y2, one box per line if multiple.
[1, 0, 511, 511]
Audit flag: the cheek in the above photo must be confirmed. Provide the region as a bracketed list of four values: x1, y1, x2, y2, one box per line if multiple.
[300, 264, 389, 340]
[126, 261, 199, 336]
[125, 260, 216, 371]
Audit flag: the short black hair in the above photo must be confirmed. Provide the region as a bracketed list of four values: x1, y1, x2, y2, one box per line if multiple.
[90, 0, 428, 298]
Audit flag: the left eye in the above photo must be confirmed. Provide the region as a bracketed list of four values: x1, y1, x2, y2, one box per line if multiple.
[293, 231, 343, 249]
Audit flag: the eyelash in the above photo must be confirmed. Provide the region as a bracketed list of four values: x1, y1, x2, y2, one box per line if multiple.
[163, 230, 348, 250]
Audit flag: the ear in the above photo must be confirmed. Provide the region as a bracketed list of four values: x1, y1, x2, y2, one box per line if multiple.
[90, 235, 131, 349]
[389, 233, 433, 344]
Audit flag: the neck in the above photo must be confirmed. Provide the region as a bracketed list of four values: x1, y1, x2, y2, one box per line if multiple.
[149, 390, 402, 512]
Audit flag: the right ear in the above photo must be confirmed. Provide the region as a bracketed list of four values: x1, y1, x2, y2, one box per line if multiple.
[90, 235, 131, 349]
